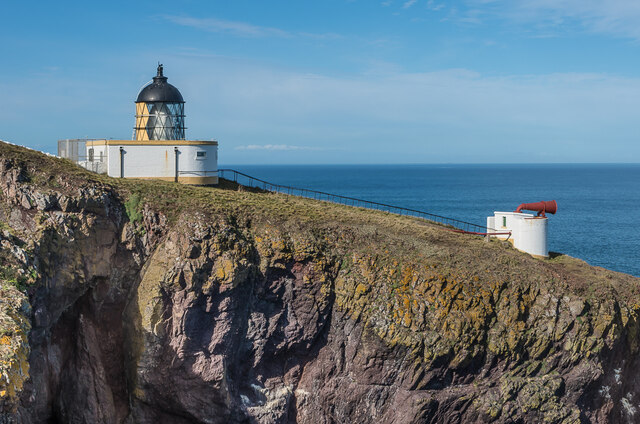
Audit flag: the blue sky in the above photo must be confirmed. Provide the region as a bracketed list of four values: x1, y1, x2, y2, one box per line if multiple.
[1, 0, 640, 164]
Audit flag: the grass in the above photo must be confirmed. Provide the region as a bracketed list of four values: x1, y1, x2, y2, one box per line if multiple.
[125, 193, 143, 224]
[0, 250, 28, 292]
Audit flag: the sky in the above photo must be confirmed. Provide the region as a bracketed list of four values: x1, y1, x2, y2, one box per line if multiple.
[1, 0, 640, 164]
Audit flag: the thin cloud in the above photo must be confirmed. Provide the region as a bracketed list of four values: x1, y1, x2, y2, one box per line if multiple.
[467, 0, 640, 40]
[165, 15, 341, 40]
[298, 32, 342, 40]
[235, 144, 324, 151]
[427, 0, 445, 11]
[403, 0, 418, 9]
[165, 16, 289, 38]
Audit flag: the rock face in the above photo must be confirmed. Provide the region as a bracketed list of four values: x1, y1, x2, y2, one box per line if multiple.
[1, 141, 640, 423]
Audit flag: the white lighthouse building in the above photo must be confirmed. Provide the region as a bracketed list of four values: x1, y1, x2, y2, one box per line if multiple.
[59, 65, 218, 185]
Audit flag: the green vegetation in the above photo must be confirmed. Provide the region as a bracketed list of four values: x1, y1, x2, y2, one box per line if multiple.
[125, 193, 143, 224]
[0, 269, 27, 292]
[0, 249, 28, 292]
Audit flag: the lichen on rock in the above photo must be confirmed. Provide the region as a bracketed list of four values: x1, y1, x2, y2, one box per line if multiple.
[0, 282, 30, 414]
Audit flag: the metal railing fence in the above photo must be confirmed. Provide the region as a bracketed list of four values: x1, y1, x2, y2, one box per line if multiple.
[217, 168, 505, 235]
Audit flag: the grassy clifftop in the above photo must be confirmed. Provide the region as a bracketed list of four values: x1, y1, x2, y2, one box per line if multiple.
[0, 140, 634, 300]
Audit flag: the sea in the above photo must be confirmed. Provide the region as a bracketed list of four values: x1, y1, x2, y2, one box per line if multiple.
[223, 164, 640, 278]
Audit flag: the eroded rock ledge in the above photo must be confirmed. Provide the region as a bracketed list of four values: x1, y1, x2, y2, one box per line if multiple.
[0, 142, 639, 423]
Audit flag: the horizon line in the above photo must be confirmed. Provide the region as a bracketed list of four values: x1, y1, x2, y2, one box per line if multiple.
[220, 162, 640, 166]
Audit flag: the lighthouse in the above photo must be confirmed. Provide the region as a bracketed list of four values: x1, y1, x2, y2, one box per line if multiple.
[59, 64, 219, 185]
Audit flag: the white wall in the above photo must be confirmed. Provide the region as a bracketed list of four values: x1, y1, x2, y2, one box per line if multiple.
[106, 144, 218, 180]
[514, 217, 548, 258]
[487, 211, 549, 257]
[82, 144, 108, 174]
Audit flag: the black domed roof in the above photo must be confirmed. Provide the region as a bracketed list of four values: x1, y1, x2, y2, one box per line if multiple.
[136, 64, 184, 103]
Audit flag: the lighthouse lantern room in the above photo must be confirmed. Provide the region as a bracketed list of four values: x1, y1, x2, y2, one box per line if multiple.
[134, 64, 186, 141]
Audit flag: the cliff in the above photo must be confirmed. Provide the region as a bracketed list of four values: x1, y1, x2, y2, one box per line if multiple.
[0, 140, 639, 424]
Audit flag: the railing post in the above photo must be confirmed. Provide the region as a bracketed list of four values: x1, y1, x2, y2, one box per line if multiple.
[174, 147, 179, 183]
[119, 147, 125, 178]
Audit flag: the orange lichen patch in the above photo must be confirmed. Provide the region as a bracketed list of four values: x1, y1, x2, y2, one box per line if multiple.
[402, 296, 411, 311]
[401, 311, 412, 328]
[355, 283, 369, 297]
[0, 283, 31, 412]
[271, 238, 287, 253]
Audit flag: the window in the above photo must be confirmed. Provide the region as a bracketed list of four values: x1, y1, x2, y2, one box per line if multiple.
[502, 216, 507, 227]
[88, 148, 94, 162]
[196, 151, 206, 160]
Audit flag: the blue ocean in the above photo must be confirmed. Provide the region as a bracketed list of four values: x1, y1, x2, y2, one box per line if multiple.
[224, 164, 640, 278]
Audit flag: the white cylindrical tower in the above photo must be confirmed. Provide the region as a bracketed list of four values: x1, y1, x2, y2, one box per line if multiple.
[513, 216, 548, 257]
